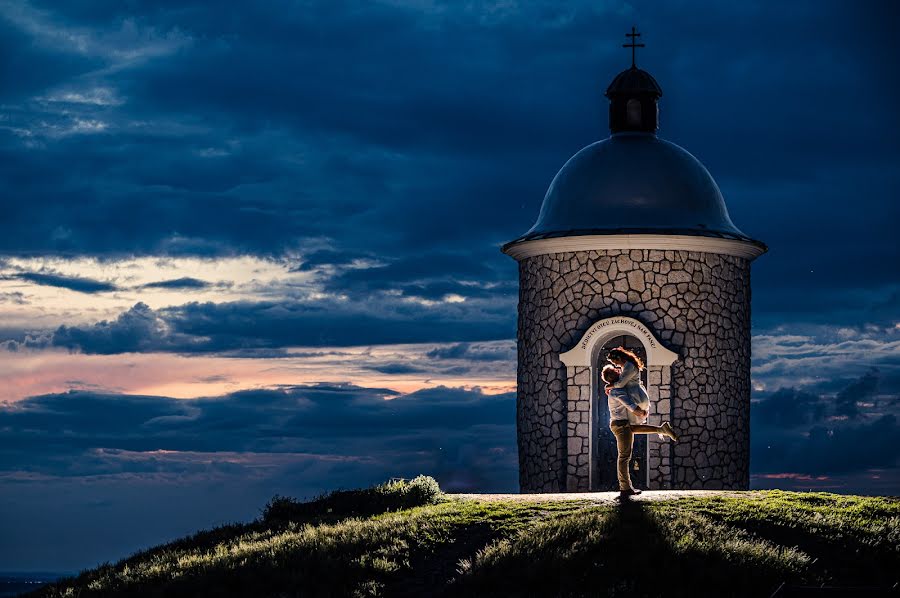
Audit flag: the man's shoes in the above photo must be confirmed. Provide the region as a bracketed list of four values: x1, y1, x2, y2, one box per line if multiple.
[662, 422, 679, 442]
[619, 487, 642, 498]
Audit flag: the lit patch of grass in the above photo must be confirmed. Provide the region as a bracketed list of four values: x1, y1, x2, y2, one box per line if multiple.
[670, 490, 900, 549]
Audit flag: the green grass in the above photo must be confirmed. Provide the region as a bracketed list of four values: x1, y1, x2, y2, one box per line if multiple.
[28, 481, 900, 598]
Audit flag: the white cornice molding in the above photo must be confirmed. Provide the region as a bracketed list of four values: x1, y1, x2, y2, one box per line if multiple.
[502, 234, 766, 261]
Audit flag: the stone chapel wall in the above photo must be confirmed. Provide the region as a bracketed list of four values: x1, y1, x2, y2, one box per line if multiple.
[516, 248, 752, 492]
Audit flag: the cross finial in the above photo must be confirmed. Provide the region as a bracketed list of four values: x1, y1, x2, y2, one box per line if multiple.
[623, 26, 645, 68]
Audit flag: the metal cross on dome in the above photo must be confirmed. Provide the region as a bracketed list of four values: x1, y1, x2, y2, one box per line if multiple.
[623, 26, 645, 67]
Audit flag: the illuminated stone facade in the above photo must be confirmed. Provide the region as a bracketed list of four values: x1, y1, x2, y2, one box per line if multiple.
[514, 247, 752, 492]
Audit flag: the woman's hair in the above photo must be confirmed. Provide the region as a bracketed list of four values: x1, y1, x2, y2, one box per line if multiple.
[601, 365, 620, 384]
[607, 347, 645, 371]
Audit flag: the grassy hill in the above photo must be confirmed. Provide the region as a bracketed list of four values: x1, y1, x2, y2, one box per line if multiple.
[28, 477, 900, 597]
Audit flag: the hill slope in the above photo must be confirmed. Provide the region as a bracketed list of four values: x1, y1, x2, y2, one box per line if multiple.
[28, 477, 900, 597]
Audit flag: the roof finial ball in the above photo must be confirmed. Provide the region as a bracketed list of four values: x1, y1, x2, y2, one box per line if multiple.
[501, 32, 766, 494]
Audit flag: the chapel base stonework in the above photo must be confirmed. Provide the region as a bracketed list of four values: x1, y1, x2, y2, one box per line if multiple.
[516, 248, 751, 493]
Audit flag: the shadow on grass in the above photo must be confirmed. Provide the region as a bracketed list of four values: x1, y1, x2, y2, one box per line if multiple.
[450, 499, 811, 597]
[662, 493, 900, 591]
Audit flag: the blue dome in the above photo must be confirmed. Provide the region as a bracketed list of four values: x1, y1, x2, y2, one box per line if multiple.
[506, 133, 760, 247]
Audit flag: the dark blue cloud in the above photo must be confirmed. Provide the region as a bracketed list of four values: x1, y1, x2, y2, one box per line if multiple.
[751, 370, 900, 477]
[139, 277, 209, 289]
[26, 299, 512, 354]
[0, 15, 99, 103]
[753, 414, 900, 478]
[426, 342, 516, 362]
[163, 298, 513, 349]
[753, 387, 826, 429]
[294, 249, 372, 272]
[834, 369, 880, 419]
[314, 252, 517, 304]
[13, 271, 116, 293]
[50, 302, 191, 353]
[322, 254, 502, 292]
[0, 381, 516, 479]
[361, 363, 429, 375]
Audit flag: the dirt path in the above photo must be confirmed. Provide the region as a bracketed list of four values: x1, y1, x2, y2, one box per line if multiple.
[449, 489, 763, 503]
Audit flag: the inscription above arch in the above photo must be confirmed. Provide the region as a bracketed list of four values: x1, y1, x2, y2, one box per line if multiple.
[559, 316, 678, 367]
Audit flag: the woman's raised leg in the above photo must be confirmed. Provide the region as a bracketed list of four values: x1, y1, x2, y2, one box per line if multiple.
[630, 424, 665, 434]
[631, 422, 678, 441]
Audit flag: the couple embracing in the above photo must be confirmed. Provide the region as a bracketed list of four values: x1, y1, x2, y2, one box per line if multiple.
[602, 347, 678, 497]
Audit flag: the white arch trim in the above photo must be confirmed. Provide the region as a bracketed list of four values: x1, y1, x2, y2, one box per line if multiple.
[559, 316, 678, 367]
[502, 234, 766, 261]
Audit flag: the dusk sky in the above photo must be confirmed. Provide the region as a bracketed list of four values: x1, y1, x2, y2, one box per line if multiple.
[1, 0, 899, 572]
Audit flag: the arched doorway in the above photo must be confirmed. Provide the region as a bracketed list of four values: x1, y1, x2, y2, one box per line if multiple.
[593, 334, 649, 491]
[559, 317, 678, 492]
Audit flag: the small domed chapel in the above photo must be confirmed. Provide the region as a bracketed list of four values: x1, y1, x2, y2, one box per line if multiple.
[502, 30, 766, 493]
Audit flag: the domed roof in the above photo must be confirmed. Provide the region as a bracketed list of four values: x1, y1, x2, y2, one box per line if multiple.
[505, 133, 760, 246]
[502, 30, 765, 255]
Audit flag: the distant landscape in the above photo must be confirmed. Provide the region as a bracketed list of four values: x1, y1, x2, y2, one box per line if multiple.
[0, 573, 68, 598]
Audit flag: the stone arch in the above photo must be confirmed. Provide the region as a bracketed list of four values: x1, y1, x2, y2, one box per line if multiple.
[559, 317, 678, 492]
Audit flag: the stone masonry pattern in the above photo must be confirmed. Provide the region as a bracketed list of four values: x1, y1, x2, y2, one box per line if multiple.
[516, 248, 752, 492]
